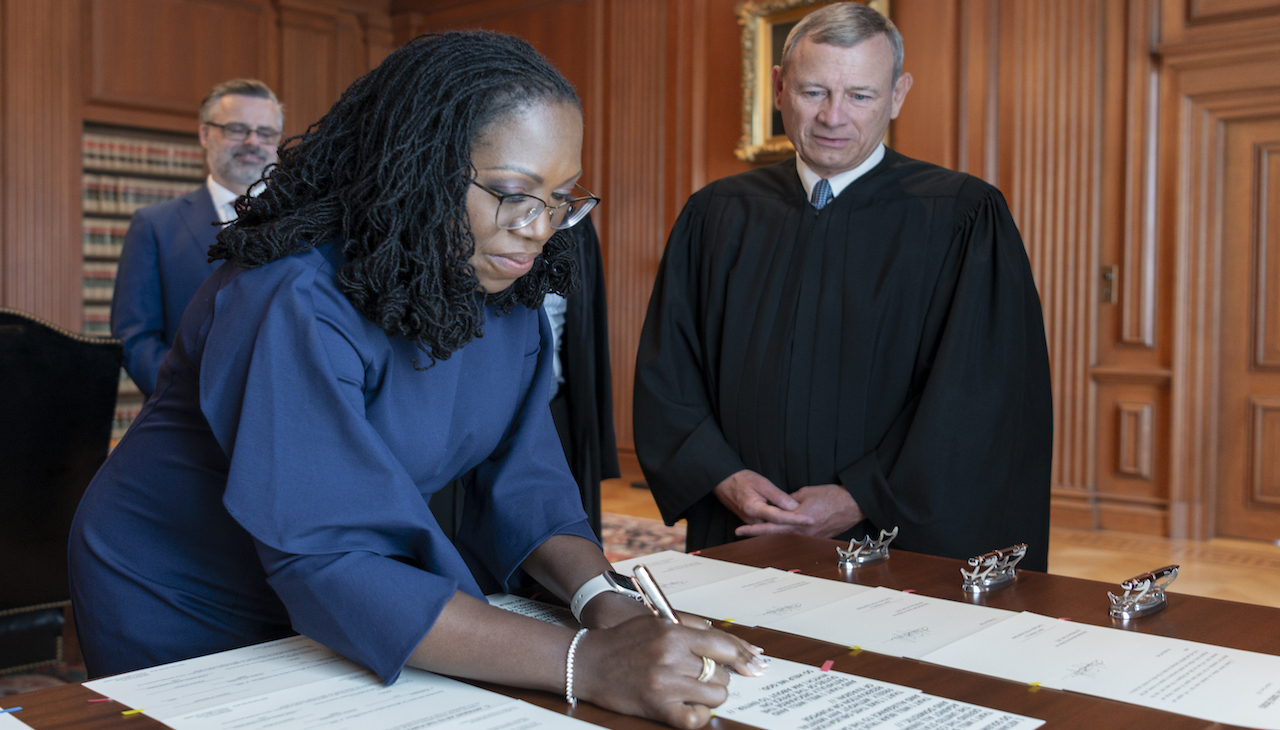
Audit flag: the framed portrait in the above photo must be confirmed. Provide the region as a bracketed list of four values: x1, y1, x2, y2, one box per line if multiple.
[734, 0, 891, 163]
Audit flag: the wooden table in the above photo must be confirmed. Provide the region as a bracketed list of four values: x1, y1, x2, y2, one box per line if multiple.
[4, 534, 1264, 729]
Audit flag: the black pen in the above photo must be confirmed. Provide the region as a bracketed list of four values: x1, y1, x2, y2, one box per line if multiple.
[632, 564, 681, 624]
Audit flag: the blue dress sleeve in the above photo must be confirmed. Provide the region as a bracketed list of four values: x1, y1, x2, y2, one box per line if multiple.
[455, 306, 600, 590]
[191, 252, 595, 684]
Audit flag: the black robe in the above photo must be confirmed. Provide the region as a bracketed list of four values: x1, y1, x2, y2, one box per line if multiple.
[550, 216, 621, 537]
[633, 150, 1053, 571]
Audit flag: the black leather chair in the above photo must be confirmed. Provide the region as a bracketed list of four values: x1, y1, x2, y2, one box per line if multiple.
[0, 307, 122, 672]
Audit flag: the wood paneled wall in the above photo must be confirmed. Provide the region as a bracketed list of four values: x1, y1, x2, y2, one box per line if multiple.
[0, 0, 392, 331]
[897, 0, 1280, 540]
[395, 0, 754, 454]
[1156, 0, 1280, 540]
[80, 0, 393, 138]
[894, 1, 1125, 529]
[1, 0, 84, 331]
[4, 0, 1278, 541]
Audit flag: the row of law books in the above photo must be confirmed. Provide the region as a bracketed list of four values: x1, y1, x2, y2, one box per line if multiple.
[83, 127, 199, 444]
[84, 217, 130, 259]
[83, 261, 118, 304]
[83, 173, 199, 216]
[83, 132, 205, 180]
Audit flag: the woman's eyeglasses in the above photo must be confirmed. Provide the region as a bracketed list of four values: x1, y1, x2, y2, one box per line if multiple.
[472, 181, 600, 231]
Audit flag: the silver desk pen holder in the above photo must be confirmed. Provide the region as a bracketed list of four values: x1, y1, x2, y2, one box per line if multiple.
[837, 526, 899, 569]
[960, 544, 1027, 594]
[1108, 565, 1179, 620]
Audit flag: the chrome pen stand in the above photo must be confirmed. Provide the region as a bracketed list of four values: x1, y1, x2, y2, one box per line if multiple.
[1108, 565, 1179, 620]
[960, 544, 1027, 594]
[837, 526, 899, 569]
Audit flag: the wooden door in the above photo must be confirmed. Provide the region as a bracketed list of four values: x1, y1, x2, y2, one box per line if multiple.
[1217, 115, 1280, 540]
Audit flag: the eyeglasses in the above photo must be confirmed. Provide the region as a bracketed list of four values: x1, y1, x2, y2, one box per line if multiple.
[471, 181, 600, 231]
[204, 122, 283, 145]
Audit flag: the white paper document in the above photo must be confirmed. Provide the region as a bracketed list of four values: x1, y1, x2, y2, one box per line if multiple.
[668, 567, 871, 626]
[0, 713, 33, 730]
[486, 593, 578, 628]
[84, 635, 596, 730]
[921, 611, 1280, 729]
[165, 668, 512, 729]
[84, 635, 367, 720]
[764, 587, 1014, 658]
[610, 550, 760, 594]
[717, 657, 1043, 730]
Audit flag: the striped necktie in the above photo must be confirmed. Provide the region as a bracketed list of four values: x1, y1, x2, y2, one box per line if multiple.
[811, 177, 833, 210]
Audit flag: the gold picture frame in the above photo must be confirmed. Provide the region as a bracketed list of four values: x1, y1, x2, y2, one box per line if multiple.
[734, 0, 891, 163]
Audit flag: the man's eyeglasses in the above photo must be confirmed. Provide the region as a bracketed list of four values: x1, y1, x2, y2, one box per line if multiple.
[472, 181, 600, 231]
[204, 122, 282, 145]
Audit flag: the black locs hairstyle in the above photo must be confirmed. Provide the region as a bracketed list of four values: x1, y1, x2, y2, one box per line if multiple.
[209, 31, 582, 363]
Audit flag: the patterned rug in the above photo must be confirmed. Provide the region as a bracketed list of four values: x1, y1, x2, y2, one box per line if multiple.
[601, 512, 686, 562]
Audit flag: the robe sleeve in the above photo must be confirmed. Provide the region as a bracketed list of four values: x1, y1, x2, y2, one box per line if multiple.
[196, 256, 592, 684]
[634, 195, 748, 524]
[578, 217, 620, 482]
[838, 188, 1053, 569]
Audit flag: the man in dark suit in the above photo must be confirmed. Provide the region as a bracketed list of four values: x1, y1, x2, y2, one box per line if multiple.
[111, 79, 284, 396]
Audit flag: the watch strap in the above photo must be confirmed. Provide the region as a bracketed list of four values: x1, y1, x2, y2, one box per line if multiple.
[570, 572, 641, 623]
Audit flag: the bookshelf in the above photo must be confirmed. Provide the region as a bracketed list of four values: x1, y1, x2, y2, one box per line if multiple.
[81, 124, 206, 441]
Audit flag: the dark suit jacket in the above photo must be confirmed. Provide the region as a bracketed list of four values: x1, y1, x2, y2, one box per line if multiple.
[111, 185, 223, 396]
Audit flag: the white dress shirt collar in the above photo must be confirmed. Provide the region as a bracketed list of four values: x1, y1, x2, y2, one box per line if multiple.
[206, 176, 266, 225]
[796, 143, 886, 203]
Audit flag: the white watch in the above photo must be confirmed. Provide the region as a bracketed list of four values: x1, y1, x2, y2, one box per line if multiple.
[570, 571, 643, 623]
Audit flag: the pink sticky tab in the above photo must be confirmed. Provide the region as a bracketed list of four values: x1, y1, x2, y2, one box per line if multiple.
[88, 699, 110, 703]
[690, 550, 702, 555]
[901, 589, 916, 594]
[788, 569, 801, 573]
[820, 660, 834, 672]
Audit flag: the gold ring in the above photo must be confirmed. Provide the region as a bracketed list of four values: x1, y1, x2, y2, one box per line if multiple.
[696, 655, 716, 682]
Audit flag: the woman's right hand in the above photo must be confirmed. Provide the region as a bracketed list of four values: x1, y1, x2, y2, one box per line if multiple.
[572, 614, 768, 729]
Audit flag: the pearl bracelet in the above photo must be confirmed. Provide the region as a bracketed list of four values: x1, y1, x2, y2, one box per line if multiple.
[565, 628, 589, 708]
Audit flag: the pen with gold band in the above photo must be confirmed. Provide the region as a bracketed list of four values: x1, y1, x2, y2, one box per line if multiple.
[631, 564, 681, 624]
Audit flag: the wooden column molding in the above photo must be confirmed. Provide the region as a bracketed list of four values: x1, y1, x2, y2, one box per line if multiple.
[1, 0, 84, 329]
[81, 0, 277, 133]
[1117, 401, 1155, 480]
[1256, 142, 1280, 370]
[1120, 0, 1160, 348]
[1157, 21, 1280, 539]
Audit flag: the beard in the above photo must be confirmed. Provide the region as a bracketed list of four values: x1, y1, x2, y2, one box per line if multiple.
[213, 144, 272, 189]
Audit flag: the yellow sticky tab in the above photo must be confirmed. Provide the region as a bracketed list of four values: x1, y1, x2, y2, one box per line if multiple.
[122, 708, 145, 716]
[1028, 682, 1042, 693]
[848, 646, 863, 656]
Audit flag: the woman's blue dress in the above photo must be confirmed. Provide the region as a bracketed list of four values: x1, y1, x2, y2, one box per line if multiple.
[69, 242, 595, 682]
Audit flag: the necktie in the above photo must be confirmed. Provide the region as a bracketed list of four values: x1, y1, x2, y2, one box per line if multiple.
[811, 178, 833, 210]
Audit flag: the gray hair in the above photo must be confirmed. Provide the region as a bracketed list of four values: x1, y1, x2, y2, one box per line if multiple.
[780, 2, 904, 83]
[198, 78, 284, 124]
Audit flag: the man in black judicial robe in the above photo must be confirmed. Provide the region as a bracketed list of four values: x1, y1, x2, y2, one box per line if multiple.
[633, 2, 1053, 570]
